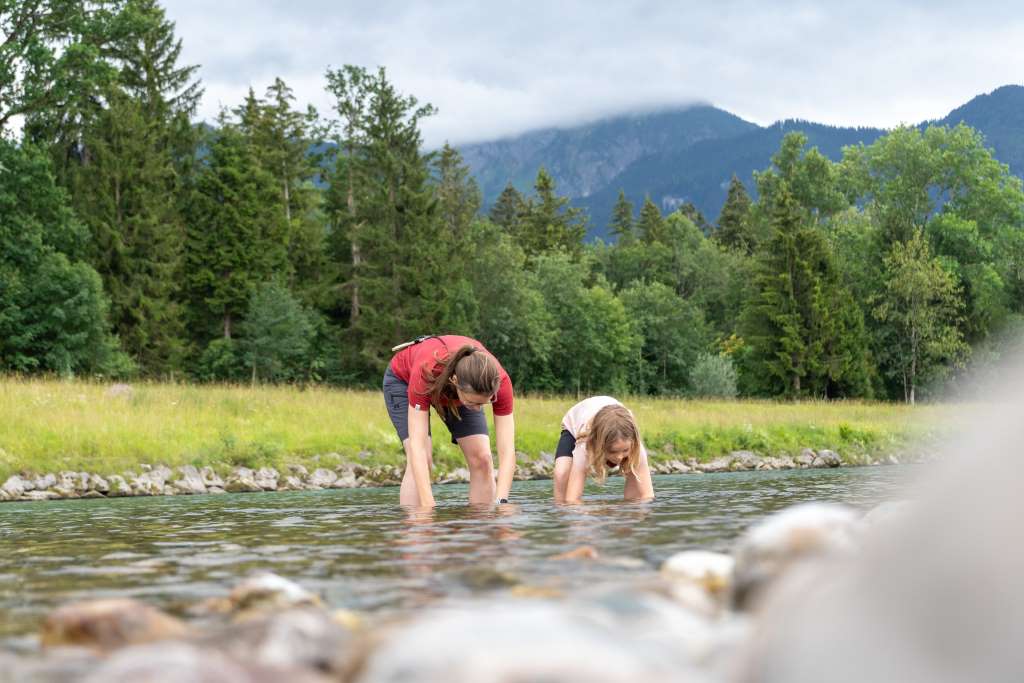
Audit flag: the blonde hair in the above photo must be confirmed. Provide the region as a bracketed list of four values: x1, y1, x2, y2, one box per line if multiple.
[580, 404, 641, 484]
[421, 344, 501, 421]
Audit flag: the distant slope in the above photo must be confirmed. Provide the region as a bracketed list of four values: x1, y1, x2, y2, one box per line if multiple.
[458, 105, 758, 204]
[577, 121, 885, 239]
[461, 85, 1024, 241]
[935, 84, 1024, 178]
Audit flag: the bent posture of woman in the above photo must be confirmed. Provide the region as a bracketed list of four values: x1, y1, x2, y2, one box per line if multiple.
[383, 335, 516, 507]
[553, 396, 655, 504]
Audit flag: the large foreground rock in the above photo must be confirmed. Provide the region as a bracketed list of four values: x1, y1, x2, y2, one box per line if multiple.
[732, 502, 861, 609]
[200, 608, 354, 676]
[40, 599, 188, 651]
[352, 595, 719, 683]
[737, 358, 1024, 682]
[81, 642, 332, 683]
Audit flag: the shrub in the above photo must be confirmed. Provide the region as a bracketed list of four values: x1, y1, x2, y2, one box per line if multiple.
[689, 353, 738, 399]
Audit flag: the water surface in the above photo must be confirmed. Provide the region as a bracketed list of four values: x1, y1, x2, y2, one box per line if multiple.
[0, 467, 909, 639]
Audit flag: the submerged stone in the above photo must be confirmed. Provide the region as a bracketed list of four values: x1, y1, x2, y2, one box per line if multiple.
[40, 598, 188, 651]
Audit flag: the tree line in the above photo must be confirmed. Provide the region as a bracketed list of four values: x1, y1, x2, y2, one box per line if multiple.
[2, 0, 1023, 402]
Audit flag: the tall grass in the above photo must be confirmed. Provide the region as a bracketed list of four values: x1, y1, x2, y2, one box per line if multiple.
[0, 377, 954, 479]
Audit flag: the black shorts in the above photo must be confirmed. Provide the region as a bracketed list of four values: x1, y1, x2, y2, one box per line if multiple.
[383, 367, 489, 444]
[555, 429, 576, 458]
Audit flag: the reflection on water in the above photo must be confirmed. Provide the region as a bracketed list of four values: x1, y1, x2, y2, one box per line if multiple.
[0, 467, 908, 638]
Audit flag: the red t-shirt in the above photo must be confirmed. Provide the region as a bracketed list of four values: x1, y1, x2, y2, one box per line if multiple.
[389, 335, 514, 416]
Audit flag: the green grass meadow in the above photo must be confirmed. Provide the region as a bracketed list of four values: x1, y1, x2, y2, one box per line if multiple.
[0, 377, 956, 480]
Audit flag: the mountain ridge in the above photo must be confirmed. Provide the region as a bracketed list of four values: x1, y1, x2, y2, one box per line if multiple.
[459, 85, 1024, 240]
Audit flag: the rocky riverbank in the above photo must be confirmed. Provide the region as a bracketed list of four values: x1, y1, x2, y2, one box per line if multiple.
[0, 448, 923, 503]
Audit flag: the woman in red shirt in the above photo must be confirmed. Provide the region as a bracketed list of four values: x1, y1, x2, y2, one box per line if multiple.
[383, 335, 516, 507]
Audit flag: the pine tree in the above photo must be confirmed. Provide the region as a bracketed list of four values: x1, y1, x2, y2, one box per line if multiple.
[234, 78, 325, 295]
[434, 142, 481, 241]
[609, 190, 635, 245]
[58, 0, 201, 375]
[714, 174, 755, 253]
[515, 168, 586, 256]
[324, 65, 375, 325]
[740, 185, 870, 397]
[331, 67, 445, 375]
[489, 182, 526, 232]
[676, 201, 712, 235]
[740, 186, 821, 396]
[638, 195, 667, 244]
[185, 123, 288, 342]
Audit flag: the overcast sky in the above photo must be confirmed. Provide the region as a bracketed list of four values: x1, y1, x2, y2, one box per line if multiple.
[165, 1, 1024, 148]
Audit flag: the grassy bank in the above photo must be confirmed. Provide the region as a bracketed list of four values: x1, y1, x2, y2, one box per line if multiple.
[0, 377, 954, 480]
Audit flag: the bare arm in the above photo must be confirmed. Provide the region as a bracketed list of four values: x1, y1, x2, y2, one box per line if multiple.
[623, 445, 655, 501]
[563, 455, 587, 504]
[494, 413, 516, 501]
[406, 406, 435, 507]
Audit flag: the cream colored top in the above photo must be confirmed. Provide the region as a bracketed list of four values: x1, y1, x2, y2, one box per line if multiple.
[560, 396, 648, 464]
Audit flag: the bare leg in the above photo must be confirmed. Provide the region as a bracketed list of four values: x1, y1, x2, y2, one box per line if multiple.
[456, 434, 496, 504]
[553, 457, 572, 503]
[399, 435, 433, 506]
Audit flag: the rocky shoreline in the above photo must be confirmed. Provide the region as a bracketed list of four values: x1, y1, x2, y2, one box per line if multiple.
[0, 448, 918, 503]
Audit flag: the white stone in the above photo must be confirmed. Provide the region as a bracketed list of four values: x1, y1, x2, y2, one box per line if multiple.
[307, 468, 337, 488]
[732, 502, 861, 608]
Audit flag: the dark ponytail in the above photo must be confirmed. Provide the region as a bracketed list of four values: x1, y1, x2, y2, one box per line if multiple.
[422, 344, 501, 420]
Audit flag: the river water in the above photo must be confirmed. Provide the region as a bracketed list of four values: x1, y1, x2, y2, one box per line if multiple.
[0, 467, 909, 640]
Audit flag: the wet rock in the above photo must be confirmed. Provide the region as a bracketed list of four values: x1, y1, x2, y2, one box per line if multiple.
[207, 486, 227, 495]
[172, 465, 208, 495]
[552, 545, 600, 561]
[730, 451, 762, 471]
[667, 459, 691, 473]
[330, 469, 358, 488]
[0, 489, 9, 502]
[812, 449, 842, 468]
[40, 598, 188, 651]
[887, 454, 901, 465]
[82, 490, 106, 499]
[81, 641, 333, 683]
[89, 473, 110, 493]
[2, 474, 27, 498]
[455, 567, 521, 591]
[307, 468, 337, 488]
[351, 597, 708, 683]
[132, 465, 172, 496]
[200, 466, 225, 488]
[0, 646, 101, 682]
[225, 468, 262, 493]
[732, 502, 861, 609]
[106, 475, 133, 497]
[758, 456, 796, 471]
[21, 490, 61, 501]
[698, 456, 733, 473]
[439, 468, 470, 484]
[795, 449, 816, 467]
[225, 573, 323, 614]
[279, 475, 306, 491]
[661, 551, 735, 600]
[201, 608, 355, 676]
[254, 467, 279, 491]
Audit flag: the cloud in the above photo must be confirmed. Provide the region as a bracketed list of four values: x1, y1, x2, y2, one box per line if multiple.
[164, 0, 1024, 147]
